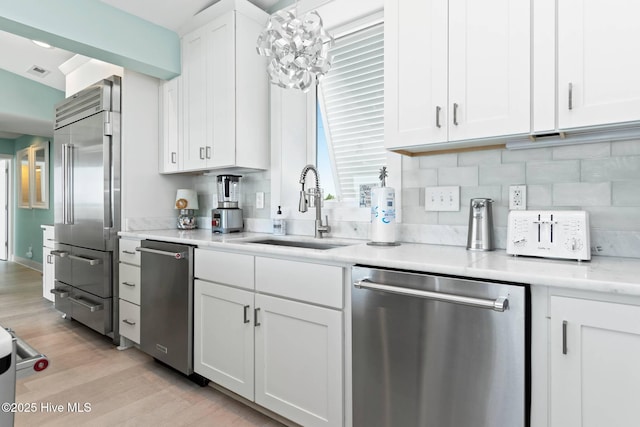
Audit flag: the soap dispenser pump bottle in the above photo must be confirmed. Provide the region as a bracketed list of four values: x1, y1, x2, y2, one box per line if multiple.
[273, 206, 286, 235]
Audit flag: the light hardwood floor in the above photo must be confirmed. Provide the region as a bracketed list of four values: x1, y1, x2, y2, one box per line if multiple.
[0, 262, 284, 427]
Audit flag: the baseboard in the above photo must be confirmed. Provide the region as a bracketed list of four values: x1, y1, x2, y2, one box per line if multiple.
[12, 256, 42, 272]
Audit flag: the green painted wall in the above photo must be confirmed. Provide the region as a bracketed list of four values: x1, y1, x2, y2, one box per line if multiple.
[0, 0, 180, 80]
[0, 139, 14, 155]
[13, 135, 53, 265]
[0, 70, 64, 125]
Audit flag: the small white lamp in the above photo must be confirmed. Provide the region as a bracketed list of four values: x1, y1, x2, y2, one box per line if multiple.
[175, 189, 199, 229]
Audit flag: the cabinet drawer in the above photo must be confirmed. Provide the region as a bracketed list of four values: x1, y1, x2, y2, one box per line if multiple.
[119, 263, 140, 305]
[119, 239, 141, 265]
[119, 299, 140, 344]
[255, 257, 343, 309]
[195, 249, 254, 290]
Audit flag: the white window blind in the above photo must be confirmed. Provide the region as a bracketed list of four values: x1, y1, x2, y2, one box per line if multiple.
[317, 23, 385, 201]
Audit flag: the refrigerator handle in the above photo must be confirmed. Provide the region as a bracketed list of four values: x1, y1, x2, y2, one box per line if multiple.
[103, 132, 113, 230]
[62, 144, 74, 225]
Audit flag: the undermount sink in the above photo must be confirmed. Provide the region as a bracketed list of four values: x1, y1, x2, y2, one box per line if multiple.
[248, 239, 347, 250]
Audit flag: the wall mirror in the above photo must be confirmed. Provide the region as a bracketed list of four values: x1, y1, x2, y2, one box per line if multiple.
[17, 141, 49, 209]
[16, 147, 30, 209]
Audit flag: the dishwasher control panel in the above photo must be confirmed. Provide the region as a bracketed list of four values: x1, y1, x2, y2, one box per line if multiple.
[506, 210, 590, 261]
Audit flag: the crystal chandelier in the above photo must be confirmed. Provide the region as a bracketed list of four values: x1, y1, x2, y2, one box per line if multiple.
[256, 5, 334, 93]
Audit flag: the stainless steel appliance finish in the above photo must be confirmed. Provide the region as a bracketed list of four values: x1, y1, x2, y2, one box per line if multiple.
[467, 197, 494, 251]
[138, 240, 196, 377]
[52, 76, 121, 341]
[212, 174, 244, 233]
[352, 266, 529, 427]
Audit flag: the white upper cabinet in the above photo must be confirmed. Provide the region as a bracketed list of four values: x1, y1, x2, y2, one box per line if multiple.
[557, 0, 640, 129]
[172, 0, 269, 173]
[385, 0, 531, 152]
[159, 76, 181, 173]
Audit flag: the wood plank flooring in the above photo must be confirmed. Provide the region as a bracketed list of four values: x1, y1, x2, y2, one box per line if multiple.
[0, 262, 284, 427]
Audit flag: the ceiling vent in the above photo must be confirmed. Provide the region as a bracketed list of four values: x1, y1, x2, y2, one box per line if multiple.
[27, 65, 51, 78]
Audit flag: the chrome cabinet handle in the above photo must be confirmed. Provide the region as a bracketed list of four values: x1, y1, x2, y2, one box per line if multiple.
[122, 319, 136, 326]
[254, 308, 261, 326]
[122, 250, 136, 255]
[568, 82, 573, 110]
[562, 320, 568, 354]
[50, 250, 68, 258]
[50, 289, 69, 298]
[135, 247, 188, 260]
[122, 282, 136, 287]
[47, 255, 53, 264]
[171, 152, 177, 164]
[453, 103, 459, 126]
[243, 305, 250, 324]
[199, 147, 205, 159]
[354, 279, 509, 312]
[68, 254, 101, 266]
[69, 296, 103, 312]
[206, 146, 211, 159]
[435, 106, 442, 128]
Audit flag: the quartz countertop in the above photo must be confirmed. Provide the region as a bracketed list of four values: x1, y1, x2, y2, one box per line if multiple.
[119, 229, 640, 296]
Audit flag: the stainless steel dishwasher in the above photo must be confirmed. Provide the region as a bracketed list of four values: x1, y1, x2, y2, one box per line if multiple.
[137, 240, 207, 385]
[352, 265, 530, 427]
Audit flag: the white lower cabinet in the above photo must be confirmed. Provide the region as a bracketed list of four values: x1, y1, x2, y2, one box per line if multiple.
[41, 225, 55, 302]
[118, 238, 141, 344]
[193, 249, 345, 427]
[194, 279, 255, 400]
[254, 293, 343, 427]
[550, 296, 640, 427]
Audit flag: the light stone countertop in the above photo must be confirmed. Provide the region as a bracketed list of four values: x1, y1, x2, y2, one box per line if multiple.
[119, 229, 640, 296]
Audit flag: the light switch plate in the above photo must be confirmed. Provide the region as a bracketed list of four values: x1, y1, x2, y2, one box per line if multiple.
[424, 186, 460, 211]
[256, 192, 264, 209]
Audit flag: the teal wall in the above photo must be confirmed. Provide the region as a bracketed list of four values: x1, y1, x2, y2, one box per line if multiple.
[0, 0, 180, 80]
[0, 69, 64, 126]
[0, 138, 14, 155]
[13, 135, 53, 265]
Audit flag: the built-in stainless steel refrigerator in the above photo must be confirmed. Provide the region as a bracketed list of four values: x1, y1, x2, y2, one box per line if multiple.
[51, 76, 121, 343]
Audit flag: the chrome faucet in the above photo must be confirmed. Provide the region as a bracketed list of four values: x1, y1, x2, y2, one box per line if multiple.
[298, 164, 331, 238]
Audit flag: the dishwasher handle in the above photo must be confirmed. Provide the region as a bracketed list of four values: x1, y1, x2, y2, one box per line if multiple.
[354, 279, 509, 312]
[135, 246, 188, 260]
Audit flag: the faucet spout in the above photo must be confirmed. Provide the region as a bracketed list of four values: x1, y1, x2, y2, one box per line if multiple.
[298, 164, 331, 238]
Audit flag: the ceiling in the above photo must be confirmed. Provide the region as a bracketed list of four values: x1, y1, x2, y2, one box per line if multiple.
[0, 0, 284, 139]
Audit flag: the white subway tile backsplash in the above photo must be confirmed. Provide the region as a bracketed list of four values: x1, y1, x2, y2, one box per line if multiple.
[419, 153, 458, 169]
[439, 166, 478, 186]
[438, 210, 469, 226]
[459, 149, 502, 166]
[479, 163, 525, 186]
[611, 140, 640, 156]
[612, 181, 640, 206]
[553, 182, 611, 206]
[552, 142, 610, 160]
[461, 186, 502, 207]
[526, 160, 580, 184]
[581, 156, 640, 182]
[526, 184, 553, 207]
[402, 168, 438, 188]
[402, 188, 421, 207]
[403, 207, 439, 225]
[587, 207, 640, 230]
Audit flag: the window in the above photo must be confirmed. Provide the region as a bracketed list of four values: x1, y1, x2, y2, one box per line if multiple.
[316, 22, 385, 202]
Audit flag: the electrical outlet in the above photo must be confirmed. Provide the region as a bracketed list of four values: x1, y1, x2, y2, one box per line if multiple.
[424, 186, 460, 211]
[256, 192, 265, 209]
[509, 185, 527, 210]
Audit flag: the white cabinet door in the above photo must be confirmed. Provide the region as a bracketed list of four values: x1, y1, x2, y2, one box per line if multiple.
[385, 0, 530, 152]
[254, 294, 343, 427]
[448, 0, 530, 141]
[42, 246, 55, 302]
[181, 26, 209, 171]
[159, 77, 181, 173]
[550, 296, 640, 427]
[194, 279, 255, 401]
[384, 0, 448, 150]
[205, 12, 235, 169]
[558, 1, 640, 129]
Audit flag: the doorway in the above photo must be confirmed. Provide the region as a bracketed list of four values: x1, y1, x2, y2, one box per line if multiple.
[0, 158, 11, 261]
